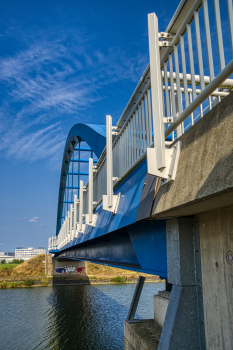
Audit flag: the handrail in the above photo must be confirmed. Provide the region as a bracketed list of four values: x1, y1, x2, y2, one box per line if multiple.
[49, 0, 233, 252]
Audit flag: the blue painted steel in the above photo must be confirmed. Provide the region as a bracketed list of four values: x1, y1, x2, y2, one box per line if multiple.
[56, 123, 106, 235]
[74, 147, 92, 151]
[66, 186, 79, 189]
[70, 159, 98, 163]
[66, 124, 106, 158]
[127, 220, 167, 275]
[54, 220, 167, 276]
[53, 158, 167, 276]
[67, 172, 88, 176]
[59, 160, 147, 248]
[54, 122, 168, 276]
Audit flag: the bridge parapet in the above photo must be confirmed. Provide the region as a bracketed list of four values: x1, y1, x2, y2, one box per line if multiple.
[49, 0, 233, 255]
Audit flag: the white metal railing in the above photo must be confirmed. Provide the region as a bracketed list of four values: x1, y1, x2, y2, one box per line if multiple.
[49, 0, 233, 251]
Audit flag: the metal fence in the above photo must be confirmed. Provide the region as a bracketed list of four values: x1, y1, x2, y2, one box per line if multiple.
[49, 0, 233, 251]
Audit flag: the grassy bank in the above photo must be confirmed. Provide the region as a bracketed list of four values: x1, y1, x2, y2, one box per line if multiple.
[0, 277, 52, 289]
[0, 254, 163, 288]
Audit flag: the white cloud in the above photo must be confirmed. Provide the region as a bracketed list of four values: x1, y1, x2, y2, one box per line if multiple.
[29, 217, 39, 222]
[0, 25, 147, 165]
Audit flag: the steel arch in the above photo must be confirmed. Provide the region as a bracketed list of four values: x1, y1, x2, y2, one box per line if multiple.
[56, 123, 106, 235]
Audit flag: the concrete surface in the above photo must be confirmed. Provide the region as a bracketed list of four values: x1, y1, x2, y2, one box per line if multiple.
[154, 291, 170, 328]
[199, 205, 233, 350]
[124, 320, 161, 350]
[52, 258, 87, 285]
[46, 253, 53, 277]
[151, 92, 233, 218]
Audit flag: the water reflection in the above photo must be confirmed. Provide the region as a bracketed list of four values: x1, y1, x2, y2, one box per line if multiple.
[0, 282, 165, 350]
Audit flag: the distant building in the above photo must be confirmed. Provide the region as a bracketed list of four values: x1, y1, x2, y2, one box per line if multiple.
[0, 252, 15, 262]
[15, 247, 46, 261]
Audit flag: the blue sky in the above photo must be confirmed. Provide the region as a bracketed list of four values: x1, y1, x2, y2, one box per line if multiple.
[2, 0, 232, 252]
[0, 0, 181, 252]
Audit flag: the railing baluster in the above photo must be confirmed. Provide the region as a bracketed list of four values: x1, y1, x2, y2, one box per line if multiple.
[168, 54, 176, 120]
[214, 0, 225, 70]
[127, 121, 129, 171]
[187, 23, 197, 100]
[147, 89, 152, 147]
[180, 35, 189, 108]
[138, 103, 142, 157]
[133, 114, 136, 164]
[189, 93, 194, 125]
[203, 0, 214, 81]
[164, 62, 170, 117]
[227, 0, 233, 55]
[144, 91, 149, 148]
[130, 117, 133, 167]
[142, 100, 146, 152]
[194, 11, 205, 91]
[135, 111, 138, 160]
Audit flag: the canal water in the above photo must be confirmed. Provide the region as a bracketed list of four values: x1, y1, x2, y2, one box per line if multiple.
[0, 282, 165, 350]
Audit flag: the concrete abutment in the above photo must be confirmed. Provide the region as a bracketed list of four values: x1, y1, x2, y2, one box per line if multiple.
[52, 258, 88, 285]
[124, 93, 233, 349]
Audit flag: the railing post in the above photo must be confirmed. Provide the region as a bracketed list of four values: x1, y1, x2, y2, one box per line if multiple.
[73, 194, 77, 237]
[103, 115, 120, 213]
[70, 203, 73, 240]
[147, 12, 180, 184]
[78, 180, 85, 232]
[148, 12, 166, 170]
[86, 158, 97, 226]
[107, 115, 113, 207]
[67, 211, 70, 242]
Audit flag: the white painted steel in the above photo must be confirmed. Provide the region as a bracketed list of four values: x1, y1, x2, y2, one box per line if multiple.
[73, 194, 77, 237]
[148, 13, 166, 169]
[107, 115, 113, 207]
[214, 0, 225, 70]
[49, 0, 233, 252]
[79, 180, 83, 232]
[88, 159, 93, 223]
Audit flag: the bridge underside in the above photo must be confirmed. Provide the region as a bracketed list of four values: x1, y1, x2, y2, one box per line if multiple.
[54, 220, 167, 277]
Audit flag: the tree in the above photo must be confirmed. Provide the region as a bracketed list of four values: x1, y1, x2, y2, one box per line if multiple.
[1, 259, 6, 264]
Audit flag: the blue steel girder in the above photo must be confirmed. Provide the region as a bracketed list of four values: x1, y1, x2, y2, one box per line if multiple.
[56, 123, 106, 235]
[54, 155, 167, 276]
[54, 220, 167, 277]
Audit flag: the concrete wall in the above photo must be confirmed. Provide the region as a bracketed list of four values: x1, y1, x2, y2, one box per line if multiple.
[150, 92, 233, 219]
[52, 258, 87, 285]
[198, 205, 233, 350]
[46, 253, 53, 277]
[153, 291, 170, 328]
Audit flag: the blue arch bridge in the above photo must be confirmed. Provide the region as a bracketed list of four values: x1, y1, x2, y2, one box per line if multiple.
[49, 1, 233, 349]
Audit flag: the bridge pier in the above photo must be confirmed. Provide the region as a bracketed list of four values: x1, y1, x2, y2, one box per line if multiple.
[52, 258, 88, 285]
[158, 217, 205, 349]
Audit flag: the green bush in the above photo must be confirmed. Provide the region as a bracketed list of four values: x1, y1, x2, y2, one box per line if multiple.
[41, 278, 48, 287]
[1, 259, 6, 264]
[24, 278, 34, 287]
[8, 281, 24, 288]
[109, 276, 126, 284]
[9, 259, 24, 265]
[0, 281, 8, 289]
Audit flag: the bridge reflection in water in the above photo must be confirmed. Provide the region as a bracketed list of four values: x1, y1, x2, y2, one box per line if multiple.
[0, 283, 164, 350]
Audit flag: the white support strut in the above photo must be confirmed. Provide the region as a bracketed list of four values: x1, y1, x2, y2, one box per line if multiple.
[103, 115, 120, 213]
[147, 12, 180, 184]
[86, 158, 97, 226]
[79, 180, 85, 233]
[73, 194, 77, 237]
